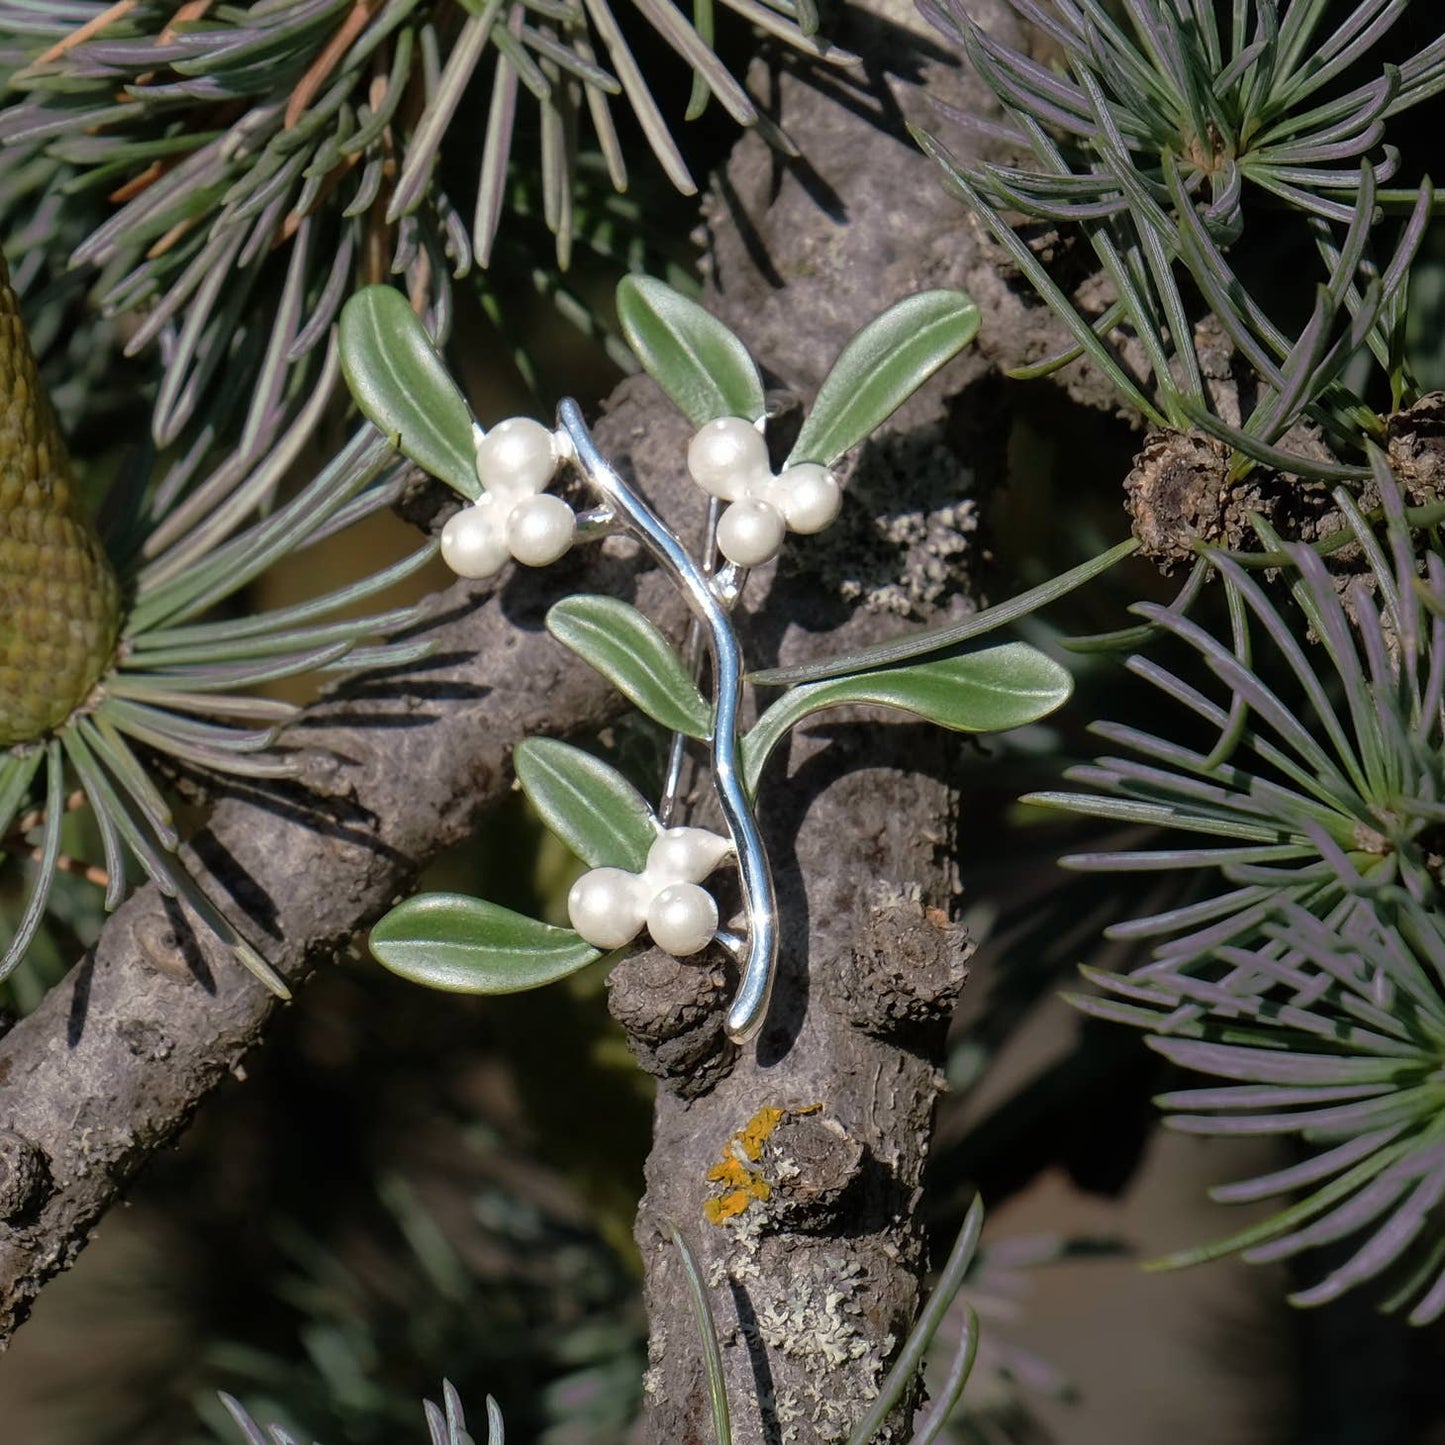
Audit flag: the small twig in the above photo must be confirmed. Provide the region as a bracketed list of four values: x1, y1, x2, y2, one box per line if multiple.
[285, 0, 382, 130]
[7, 789, 88, 844]
[41, 854, 110, 890]
[32, 0, 136, 66]
[158, 0, 213, 45]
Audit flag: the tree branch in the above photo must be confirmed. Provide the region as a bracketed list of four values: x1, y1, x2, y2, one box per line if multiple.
[0, 0, 1081, 1357]
[613, 10, 1010, 1441]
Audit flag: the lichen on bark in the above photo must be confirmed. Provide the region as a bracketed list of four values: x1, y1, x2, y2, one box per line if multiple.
[606, 7, 1005, 1438]
[0, 0, 1077, 1401]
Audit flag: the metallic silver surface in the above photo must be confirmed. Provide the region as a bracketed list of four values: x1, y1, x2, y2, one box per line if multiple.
[559, 400, 778, 1043]
[659, 496, 720, 826]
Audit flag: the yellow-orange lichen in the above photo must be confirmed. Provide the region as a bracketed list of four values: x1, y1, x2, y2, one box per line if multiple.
[702, 1103, 822, 1224]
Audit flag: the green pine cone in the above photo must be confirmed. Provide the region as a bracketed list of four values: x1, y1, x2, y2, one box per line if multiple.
[0, 253, 120, 747]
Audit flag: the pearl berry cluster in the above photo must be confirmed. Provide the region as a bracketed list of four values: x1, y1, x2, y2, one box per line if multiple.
[567, 826, 733, 957]
[686, 417, 842, 567]
[440, 417, 576, 578]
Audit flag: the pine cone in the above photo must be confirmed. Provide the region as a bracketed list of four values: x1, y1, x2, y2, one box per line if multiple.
[0, 253, 120, 746]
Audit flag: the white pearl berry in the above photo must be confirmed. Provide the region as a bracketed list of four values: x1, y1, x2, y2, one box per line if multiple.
[717, 496, 787, 567]
[644, 827, 733, 886]
[439, 416, 578, 579]
[687, 417, 770, 500]
[772, 463, 842, 534]
[646, 882, 718, 957]
[568, 827, 730, 955]
[476, 416, 559, 495]
[686, 420, 841, 563]
[567, 867, 645, 950]
[506, 493, 577, 566]
[440, 497, 511, 578]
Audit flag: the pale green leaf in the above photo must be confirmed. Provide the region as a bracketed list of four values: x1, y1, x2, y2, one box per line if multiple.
[616, 275, 765, 427]
[788, 290, 980, 466]
[665, 1223, 732, 1445]
[339, 285, 480, 500]
[547, 595, 711, 738]
[371, 893, 600, 993]
[513, 737, 657, 869]
[743, 643, 1071, 794]
[750, 539, 1138, 684]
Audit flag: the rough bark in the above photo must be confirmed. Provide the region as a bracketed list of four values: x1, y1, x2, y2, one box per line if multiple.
[0, 452, 690, 1343]
[613, 10, 1002, 1441]
[0, 0, 1072, 1380]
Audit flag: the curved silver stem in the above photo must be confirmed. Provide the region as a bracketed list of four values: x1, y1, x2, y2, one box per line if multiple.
[659, 496, 721, 825]
[557, 400, 777, 1043]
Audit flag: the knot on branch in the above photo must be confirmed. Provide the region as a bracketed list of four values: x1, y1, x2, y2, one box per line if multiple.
[701, 1104, 867, 1234]
[839, 887, 970, 1043]
[0, 1130, 50, 1224]
[1127, 431, 1276, 568]
[756, 1112, 865, 1232]
[133, 911, 195, 983]
[1124, 428, 1352, 570]
[607, 947, 736, 1098]
[1386, 392, 1445, 500]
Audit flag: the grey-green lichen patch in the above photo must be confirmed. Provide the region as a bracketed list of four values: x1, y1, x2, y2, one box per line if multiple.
[781, 429, 979, 619]
[640, 1322, 668, 1398]
[740, 1250, 895, 1442]
[705, 1150, 898, 1442]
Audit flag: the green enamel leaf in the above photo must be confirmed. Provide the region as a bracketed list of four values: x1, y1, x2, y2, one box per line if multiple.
[788, 290, 981, 467]
[370, 893, 600, 993]
[513, 736, 656, 869]
[750, 539, 1138, 685]
[616, 275, 765, 427]
[743, 643, 1071, 794]
[339, 284, 480, 500]
[547, 595, 711, 739]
